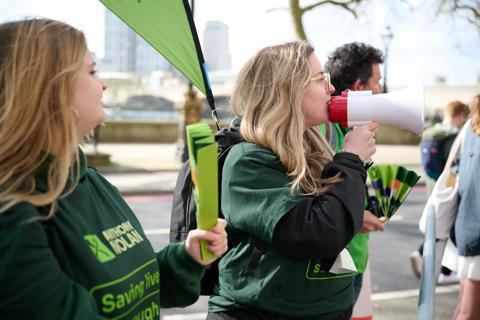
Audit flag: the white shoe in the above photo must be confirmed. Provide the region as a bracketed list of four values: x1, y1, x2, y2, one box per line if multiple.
[437, 272, 459, 285]
[410, 250, 423, 279]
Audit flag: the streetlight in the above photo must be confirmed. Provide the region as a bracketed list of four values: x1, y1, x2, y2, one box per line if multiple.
[381, 26, 394, 93]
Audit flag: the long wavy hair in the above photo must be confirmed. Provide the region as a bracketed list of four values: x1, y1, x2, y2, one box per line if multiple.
[232, 41, 341, 196]
[470, 94, 480, 134]
[0, 19, 86, 217]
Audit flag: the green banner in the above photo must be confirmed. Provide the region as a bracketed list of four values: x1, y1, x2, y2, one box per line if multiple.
[99, 0, 209, 95]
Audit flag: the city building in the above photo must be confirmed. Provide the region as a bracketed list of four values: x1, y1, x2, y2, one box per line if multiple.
[102, 9, 169, 76]
[203, 21, 231, 72]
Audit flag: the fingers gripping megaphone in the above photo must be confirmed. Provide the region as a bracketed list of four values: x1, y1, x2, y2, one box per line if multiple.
[329, 86, 424, 135]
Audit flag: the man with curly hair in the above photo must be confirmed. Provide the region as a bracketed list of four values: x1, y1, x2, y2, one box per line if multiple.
[323, 42, 385, 304]
[326, 42, 384, 96]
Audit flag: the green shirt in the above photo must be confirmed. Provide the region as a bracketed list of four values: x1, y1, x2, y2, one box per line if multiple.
[0, 151, 205, 320]
[209, 143, 353, 318]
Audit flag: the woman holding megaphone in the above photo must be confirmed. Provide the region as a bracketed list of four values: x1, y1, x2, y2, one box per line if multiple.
[207, 41, 378, 320]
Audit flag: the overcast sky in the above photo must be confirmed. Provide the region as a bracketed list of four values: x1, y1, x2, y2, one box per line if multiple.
[1, 0, 479, 86]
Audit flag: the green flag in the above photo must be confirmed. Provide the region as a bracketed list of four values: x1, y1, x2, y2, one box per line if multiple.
[99, 0, 214, 105]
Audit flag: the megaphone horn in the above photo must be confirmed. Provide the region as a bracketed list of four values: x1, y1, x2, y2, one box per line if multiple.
[329, 86, 425, 135]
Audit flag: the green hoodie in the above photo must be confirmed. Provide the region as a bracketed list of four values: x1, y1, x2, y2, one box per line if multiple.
[0, 150, 205, 320]
[209, 143, 361, 318]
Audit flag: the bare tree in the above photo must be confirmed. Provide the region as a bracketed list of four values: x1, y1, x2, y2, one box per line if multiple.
[436, 0, 480, 32]
[288, 0, 365, 39]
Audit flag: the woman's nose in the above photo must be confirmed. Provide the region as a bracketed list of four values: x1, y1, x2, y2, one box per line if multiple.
[329, 83, 335, 94]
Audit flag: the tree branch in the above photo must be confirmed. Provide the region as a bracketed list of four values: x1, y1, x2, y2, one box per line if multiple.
[435, 0, 479, 31]
[266, 6, 289, 13]
[456, 5, 480, 19]
[437, 0, 479, 17]
[301, 0, 362, 18]
[287, 0, 365, 39]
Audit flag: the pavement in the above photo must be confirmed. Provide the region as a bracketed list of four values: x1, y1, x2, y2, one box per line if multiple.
[83, 143, 425, 195]
[162, 287, 458, 320]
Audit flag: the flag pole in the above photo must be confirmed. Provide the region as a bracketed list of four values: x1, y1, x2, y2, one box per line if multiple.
[182, 0, 220, 130]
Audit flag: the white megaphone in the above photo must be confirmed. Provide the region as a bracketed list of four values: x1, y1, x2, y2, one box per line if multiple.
[329, 86, 424, 135]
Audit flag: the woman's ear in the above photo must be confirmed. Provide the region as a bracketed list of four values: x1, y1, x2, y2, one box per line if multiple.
[352, 79, 363, 91]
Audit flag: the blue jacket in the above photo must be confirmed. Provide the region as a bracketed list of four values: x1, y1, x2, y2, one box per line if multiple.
[456, 124, 480, 256]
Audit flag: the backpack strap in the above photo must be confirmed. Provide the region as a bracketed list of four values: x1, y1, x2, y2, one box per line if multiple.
[215, 124, 243, 152]
[443, 120, 470, 187]
[445, 120, 469, 171]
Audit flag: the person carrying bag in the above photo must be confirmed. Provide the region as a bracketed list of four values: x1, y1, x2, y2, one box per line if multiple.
[419, 119, 470, 239]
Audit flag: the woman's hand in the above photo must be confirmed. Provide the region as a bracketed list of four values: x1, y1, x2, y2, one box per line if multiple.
[185, 218, 228, 266]
[359, 210, 385, 233]
[343, 122, 379, 162]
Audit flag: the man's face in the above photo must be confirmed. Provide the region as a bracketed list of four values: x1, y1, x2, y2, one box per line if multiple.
[358, 63, 383, 94]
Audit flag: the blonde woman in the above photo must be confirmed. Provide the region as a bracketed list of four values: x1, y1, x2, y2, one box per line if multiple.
[207, 41, 378, 319]
[452, 95, 480, 320]
[0, 19, 227, 320]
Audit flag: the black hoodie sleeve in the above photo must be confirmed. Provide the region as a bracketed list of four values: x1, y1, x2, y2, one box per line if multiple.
[272, 152, 367, 261]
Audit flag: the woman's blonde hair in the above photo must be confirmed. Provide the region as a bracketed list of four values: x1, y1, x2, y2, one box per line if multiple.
[470, 95, 480, 134]
[0, 19, 86, 217]
[232, 41, 341, 196]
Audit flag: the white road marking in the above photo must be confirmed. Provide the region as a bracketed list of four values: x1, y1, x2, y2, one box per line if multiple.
[144, 228, 170, 235]
[160, 286, 459, 319]
[372, 284, 459, 301]
[388, 215, 404, 221]
[163, 312, 207, 320]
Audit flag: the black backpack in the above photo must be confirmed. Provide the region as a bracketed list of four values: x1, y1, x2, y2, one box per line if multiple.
[170, 124, 244, 295]
[420, 132, 456, 180]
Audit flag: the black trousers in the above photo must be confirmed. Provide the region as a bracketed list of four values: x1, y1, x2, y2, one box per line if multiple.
[206, 305, 353, 320]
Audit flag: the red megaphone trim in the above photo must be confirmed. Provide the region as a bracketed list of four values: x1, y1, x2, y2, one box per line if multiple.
[329, 90, 350, 128]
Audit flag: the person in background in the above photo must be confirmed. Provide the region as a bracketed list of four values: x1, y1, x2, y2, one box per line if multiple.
[0, 18, 228, 320]
[410, 100, 470, 283]
[324, 42, 386, 303]
[420, 100, 470, 194]
[451, 94, 480, 320]
[207, 41, 378, 320]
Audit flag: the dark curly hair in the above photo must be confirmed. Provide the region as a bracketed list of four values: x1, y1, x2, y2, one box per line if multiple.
[325, 42, 384, 96]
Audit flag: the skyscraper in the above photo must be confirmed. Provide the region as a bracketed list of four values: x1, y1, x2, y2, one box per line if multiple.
[203, 21, 231, 72]
[103, 9, 168, 76]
